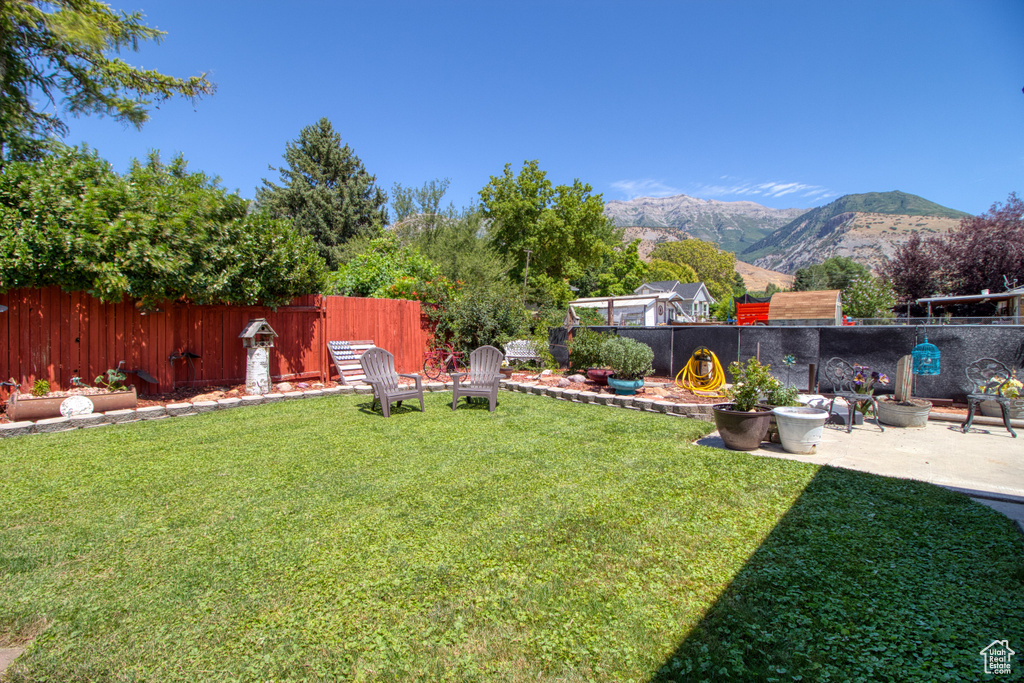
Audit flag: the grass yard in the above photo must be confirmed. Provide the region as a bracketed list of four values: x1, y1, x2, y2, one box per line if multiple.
[1, 392, 1022, 682]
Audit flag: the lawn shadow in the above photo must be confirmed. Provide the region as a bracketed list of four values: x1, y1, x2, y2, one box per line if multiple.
[648, 466, 1024, 681]
[354, 398, 426, 418]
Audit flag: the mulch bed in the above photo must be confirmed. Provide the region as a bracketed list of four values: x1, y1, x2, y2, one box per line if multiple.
[0, 373, 727, 424]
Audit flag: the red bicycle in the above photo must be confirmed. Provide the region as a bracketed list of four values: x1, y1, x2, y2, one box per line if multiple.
[423, 343, 465, 380]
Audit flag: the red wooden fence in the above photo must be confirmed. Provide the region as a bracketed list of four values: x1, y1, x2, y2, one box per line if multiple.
[0, 288, 430, 399]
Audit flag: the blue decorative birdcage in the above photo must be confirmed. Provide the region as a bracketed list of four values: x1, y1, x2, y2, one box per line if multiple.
[911, 329, 941, 376]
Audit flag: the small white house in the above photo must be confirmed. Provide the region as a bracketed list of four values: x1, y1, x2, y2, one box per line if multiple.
[634, 281, 716, 321]
[568, 291, 690, 326]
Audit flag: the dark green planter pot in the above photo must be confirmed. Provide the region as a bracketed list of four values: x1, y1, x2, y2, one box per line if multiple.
[607, 376, 644, 395]
[712, 403, 773, 451]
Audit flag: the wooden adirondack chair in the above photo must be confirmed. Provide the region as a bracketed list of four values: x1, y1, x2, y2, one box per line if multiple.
[358, 347, 424, 418]
[451, 345, 504, 412]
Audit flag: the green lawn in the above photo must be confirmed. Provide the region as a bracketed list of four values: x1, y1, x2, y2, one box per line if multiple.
[1, 392, 1022, 682]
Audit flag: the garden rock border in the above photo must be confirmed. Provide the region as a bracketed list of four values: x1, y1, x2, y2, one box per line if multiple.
[0, 380, 714, 440]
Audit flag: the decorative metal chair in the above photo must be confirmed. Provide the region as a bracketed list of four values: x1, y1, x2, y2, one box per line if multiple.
[451, 345, 504, 412]
[961, 358, 1017, 438]
[822, 357, 885, 433]
[358, 347, 424, 418]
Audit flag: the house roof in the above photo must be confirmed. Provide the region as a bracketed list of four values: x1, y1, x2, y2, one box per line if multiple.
[569, 292, 684, 309]
[768, 290, 842, 320]
[636, 280, 712, 301]
[916, 287, 1024, 306]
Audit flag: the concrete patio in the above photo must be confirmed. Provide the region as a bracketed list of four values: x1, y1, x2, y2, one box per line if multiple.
[697, 413, 1024, 528]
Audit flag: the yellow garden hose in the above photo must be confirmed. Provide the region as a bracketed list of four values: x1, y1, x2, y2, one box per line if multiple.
[675, 347, 727, 393]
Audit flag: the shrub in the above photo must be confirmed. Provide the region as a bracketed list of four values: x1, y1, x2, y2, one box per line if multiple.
[567, 327, 610, 372]
[31, 379, 50, 396]
[602, 336, 654, 381]
[727, 358, 781, 412]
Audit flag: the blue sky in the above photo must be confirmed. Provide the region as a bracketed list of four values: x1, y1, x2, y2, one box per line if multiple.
[64, 1, 1024, 215]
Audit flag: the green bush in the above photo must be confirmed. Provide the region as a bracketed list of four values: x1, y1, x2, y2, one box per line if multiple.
[727, 357, 781, 411]
[602, 335, 654, 381]
[0, 145, 328, 308]
[31, 379, 50, 396]
[567, 327, 610, 372]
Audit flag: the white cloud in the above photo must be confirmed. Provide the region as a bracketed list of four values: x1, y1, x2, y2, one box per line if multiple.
[690, 178, 838, 202]
[609, 179, 684, 199]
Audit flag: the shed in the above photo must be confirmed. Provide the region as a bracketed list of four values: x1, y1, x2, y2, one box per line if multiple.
[768, 290, 842, 326]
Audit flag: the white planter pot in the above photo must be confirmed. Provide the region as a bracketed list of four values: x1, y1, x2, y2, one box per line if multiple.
[772, 406, 829, 454]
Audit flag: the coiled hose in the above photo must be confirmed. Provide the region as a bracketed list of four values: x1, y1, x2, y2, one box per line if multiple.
[675, 347, 726, 392]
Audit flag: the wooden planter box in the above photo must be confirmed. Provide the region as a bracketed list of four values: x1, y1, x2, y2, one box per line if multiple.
[7, 386, 138, 422]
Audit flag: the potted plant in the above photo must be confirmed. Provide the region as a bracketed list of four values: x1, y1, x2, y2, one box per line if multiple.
[567, 328, 614, 385]
[602, 336, 654, 395]
[712, 357, 776, 450]
[772, 405, 830, 454]
[980, 370, 1023, 419]
[876, 357, 931, 428]
[499, 360, 514, 379]
[764, 383, 800, 443]
[6, 366, 138, 422]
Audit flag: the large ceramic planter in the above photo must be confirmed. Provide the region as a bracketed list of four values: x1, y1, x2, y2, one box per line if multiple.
[876, 396, 931, 428]
[773, 406, 829, 454]
[981, 399, 1024, 420]
[7, 386, 138, 421]
[712, 403, 772, 451]
[586, 368, 614, 386]
[607, 376, 644, 396]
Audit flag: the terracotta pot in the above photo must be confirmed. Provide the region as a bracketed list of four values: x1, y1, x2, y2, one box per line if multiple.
[607, 376, 644, 395]
[499, 368, 514, 379]
[7, 386, 138, 421]
[876, 396, 931, 428]
[712, 403, 773, 451]
[586, 368, 614, 386]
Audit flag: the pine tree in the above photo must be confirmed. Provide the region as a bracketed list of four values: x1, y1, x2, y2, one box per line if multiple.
[256, 118, 387, 269]
[0, 0, 214, 163]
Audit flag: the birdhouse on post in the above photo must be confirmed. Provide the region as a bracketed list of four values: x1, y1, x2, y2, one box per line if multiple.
[239, 318, 278, 395]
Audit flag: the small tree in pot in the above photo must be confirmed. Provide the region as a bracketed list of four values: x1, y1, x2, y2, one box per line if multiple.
[602, 336, 654, 395]
[713, 358, 778, 450]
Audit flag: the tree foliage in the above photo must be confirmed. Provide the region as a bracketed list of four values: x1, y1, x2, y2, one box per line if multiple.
[326, 233, 440, 298]
[479, 160, 619, 286]
[0, 0, 214, 163]
[646, 258, 698, 285]
[256, 118, 387, 269]
[843, 275, 897, 319]
[0, 145, 327, 307]
[883, 193, 1024, 305]
[647, 239, 736, 301]
[792, 256, 870, 293]
[433, 284, 530, 354]
[881, 232, 940, 304]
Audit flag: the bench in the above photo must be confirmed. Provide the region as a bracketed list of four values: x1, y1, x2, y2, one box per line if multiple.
[327, 340, 375, 385]
[503, 339, 542, 367]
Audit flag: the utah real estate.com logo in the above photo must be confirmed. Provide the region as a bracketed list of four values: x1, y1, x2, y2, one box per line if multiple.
[980, 640, 1015, 675]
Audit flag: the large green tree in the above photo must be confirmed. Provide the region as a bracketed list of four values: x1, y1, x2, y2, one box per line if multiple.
[0, 0, 214, 163]
[0, 144, 327, 308]
[792, 256, 870, 293]
[648, 238, 737, 301]
[256, 118, 387, 269]
[479, 160, 619, 286]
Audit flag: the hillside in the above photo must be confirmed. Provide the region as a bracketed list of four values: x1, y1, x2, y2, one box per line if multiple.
[605, 194, 808, 255]
[742, 191, 969, 273]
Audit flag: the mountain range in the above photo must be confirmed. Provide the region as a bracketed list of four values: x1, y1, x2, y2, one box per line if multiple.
[605, 191, 969, 276]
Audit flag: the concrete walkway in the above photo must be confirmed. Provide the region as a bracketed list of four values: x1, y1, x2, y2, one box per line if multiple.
[697, 415, 1024, 529]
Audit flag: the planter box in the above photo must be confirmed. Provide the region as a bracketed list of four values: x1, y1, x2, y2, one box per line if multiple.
[980, 399, 1024, 420]
[7, 386, 137, 422]
[876, 397, 931, 428]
